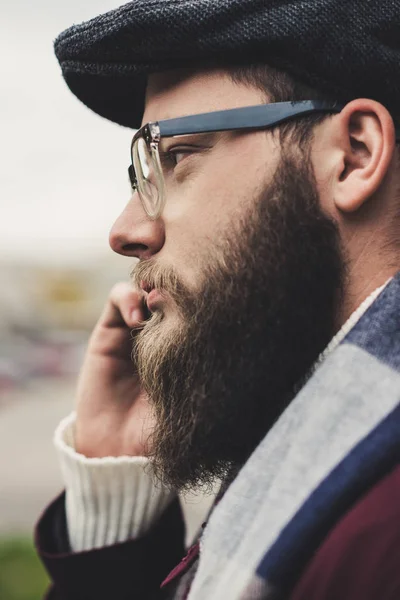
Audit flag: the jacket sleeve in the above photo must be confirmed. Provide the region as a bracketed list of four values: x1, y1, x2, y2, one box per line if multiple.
[35, 492, 186, 600]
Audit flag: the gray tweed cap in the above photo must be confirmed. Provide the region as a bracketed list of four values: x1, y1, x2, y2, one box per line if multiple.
[54, 0, 400, 129]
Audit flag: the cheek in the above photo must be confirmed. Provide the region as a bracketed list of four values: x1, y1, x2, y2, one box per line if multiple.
[160, 137, 274, 284]
[167, 154, 258, 224]
[160, 190, 244, 292]
[164, 173, 242, 256]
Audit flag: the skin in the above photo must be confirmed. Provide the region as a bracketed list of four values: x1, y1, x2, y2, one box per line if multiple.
[74, 68, 399, 459]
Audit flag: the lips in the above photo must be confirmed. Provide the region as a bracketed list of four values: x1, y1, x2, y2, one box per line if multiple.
[140, 281, 153, 294]
[146, 289, 163, 310]
[140, 281, 163, 310]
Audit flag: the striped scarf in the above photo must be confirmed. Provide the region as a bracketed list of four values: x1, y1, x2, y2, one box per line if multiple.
[169, 273, 400, 599]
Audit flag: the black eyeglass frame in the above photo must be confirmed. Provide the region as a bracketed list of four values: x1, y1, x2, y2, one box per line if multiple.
[128, 100, 400, 219]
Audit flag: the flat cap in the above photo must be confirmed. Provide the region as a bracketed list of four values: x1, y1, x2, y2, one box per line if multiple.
[54, 0, 400, 129]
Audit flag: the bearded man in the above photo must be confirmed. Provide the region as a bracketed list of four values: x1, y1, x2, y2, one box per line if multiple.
[35, 1, 400, 599]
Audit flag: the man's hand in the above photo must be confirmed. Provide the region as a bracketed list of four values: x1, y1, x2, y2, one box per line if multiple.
[74, 282, 154, 458]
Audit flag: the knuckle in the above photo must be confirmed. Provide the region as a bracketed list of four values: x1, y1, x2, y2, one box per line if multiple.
[110, 282, 135, 305]
[109, 282, 142, 312]
[110, 281, 130, 298]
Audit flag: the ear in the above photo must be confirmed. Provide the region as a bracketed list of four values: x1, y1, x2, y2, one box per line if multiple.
[333, 99, 396, 213]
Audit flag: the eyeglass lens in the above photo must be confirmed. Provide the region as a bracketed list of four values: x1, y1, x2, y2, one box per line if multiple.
[132, 137, 160, 217]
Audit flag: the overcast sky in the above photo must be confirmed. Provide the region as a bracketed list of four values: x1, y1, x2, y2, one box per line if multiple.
[1, 0, 135, 265]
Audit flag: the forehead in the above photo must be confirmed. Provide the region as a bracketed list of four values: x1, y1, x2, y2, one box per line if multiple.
[141, 67, 266, 125]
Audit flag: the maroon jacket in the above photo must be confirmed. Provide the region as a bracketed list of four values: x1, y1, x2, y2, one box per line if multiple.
[36, 464, 400, 600]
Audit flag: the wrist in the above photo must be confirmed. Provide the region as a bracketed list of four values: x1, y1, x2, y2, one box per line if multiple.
[54, 413, 177, 551]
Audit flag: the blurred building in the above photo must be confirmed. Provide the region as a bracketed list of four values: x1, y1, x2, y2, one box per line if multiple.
[0, 254, 132, 392]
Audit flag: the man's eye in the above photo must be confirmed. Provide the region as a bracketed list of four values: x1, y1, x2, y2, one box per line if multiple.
[168, 149, 194, 167]
[173, 151, 189, 165]
[159, 146, 202, 171]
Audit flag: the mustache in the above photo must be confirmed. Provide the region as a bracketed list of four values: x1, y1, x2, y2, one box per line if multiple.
[130, 259, 186, 304]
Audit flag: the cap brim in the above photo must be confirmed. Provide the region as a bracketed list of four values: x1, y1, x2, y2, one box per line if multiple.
[62, 67, 146, 129]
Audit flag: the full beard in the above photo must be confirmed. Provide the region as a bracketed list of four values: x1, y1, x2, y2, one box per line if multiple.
[131, 153, 345, 491]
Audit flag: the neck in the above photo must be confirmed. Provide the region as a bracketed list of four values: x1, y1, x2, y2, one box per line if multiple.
[336, 259, 399, 330]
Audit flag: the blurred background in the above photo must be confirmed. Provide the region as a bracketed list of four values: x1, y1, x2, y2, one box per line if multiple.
[0, 2, 212, 598]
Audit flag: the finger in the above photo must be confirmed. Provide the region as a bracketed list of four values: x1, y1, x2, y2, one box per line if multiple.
[101, 282, 146, 329]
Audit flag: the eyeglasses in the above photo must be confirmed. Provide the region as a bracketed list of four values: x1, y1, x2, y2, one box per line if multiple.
[128, 100, 345, 219]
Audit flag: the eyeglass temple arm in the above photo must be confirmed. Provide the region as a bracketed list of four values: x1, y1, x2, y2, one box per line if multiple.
[157, 101, 344, 137]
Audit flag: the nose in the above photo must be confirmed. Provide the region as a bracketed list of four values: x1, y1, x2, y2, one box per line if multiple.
[109, 192, 165, 260]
